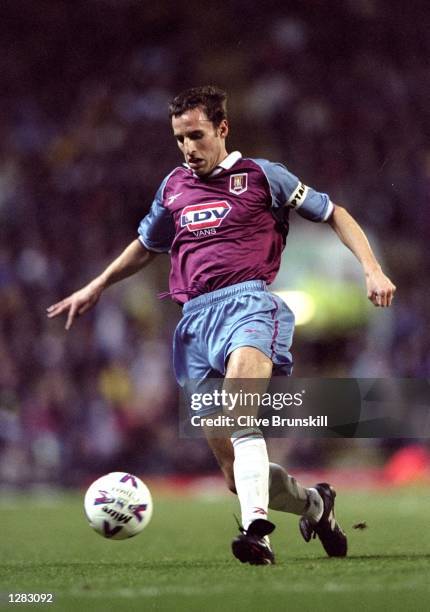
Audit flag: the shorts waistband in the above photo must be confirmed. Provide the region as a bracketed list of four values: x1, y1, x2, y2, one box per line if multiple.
[183, 280, 267, 313]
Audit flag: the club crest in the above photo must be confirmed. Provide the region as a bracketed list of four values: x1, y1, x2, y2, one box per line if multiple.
[229, 173, 248, 195]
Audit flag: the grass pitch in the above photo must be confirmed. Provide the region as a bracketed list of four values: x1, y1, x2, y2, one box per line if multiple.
[0, 485, 429, 611]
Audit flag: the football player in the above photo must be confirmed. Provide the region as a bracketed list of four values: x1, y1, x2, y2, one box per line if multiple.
[48, 86, 396, 564]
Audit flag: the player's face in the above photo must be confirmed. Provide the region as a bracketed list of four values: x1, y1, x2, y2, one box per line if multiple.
[172, 107, 229, 176]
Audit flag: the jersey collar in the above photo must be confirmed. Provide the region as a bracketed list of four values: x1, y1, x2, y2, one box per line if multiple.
[209, 151, 242, 176]
[183, 151, 242, 177]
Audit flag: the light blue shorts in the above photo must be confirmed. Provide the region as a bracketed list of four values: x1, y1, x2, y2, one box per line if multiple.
[173, 281, 295, 413]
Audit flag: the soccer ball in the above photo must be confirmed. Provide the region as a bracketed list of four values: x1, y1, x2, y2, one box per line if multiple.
[84, 472, 153, 540]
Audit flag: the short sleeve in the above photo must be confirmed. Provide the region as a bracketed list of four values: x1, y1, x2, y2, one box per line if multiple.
[253, 159, 334, 223]
[138, 175, 175, 252]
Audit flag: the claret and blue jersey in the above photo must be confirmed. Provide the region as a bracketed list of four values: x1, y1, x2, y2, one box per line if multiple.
[138, 151, 333, 304]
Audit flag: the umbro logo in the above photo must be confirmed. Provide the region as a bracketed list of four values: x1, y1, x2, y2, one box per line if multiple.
[166, 192, 183, 205]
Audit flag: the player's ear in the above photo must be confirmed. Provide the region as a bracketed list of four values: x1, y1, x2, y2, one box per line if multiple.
[217, 119, 229, 139]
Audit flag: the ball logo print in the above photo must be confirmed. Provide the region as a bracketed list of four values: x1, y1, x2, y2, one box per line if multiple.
[180, 201, 231, 231]
[119, 473, 139, 488]
[84, 472, 153, 540]
[93, 490, 115, 505]
[103, 522, 123, 539]
[129, 503, 149, 522]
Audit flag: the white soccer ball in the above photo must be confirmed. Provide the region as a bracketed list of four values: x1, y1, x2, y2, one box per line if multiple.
[84, 472, 153, 540]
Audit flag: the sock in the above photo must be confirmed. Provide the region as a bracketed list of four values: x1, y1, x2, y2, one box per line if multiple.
[232, 430, 269, 531]
[268, 463, 323, 521]
[305, 487, 324, 523]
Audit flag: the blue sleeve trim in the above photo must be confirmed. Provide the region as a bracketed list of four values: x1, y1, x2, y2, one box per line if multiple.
[138, 235, 170, 253]
[251, 158, 332, 223]
[137, 171, 176, 252]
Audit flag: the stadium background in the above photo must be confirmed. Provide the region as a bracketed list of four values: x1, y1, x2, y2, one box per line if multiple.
[0, 0, 429, 490]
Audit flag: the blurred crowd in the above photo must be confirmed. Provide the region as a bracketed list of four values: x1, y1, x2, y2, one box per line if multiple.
[0, 0, 429, 486]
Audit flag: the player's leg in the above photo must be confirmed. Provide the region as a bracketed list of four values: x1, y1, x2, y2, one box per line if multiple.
[223, 346, 272, 529]
[204, 433, 322, 522]
[210, 347, 322, 523]
[177, 283, 346, 558]
[267, 464, 349, 556]
[268, 463, 320, 517]
[213, 362, 345, 556]
[206, 431, 347, 559]
[222, 346, 276, 563]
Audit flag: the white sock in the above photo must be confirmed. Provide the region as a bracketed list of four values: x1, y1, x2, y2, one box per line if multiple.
[304, 487, 324, 523]
[268, 463, 309, 515]
[232, 431, 269, 531]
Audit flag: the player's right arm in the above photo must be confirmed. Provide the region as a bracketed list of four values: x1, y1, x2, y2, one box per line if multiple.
[47, 239, 157, 330]
[48, 170, 176, 330]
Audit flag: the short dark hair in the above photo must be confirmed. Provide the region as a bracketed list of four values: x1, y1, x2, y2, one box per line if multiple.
[168, 86, 227, 127]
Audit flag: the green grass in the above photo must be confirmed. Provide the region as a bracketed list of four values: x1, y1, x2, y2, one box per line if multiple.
[0, 486, 429, 611]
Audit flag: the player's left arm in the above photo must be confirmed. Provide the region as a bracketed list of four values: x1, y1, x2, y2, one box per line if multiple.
[327, 204, 396, 308]
[255, 160, 396, 307]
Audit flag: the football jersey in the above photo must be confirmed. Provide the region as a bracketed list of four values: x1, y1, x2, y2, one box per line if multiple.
[138, 151, 333, 304]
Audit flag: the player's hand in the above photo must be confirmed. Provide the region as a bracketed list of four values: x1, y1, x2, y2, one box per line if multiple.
[46, 280, 104, 329]
[366, 267, 396, 307]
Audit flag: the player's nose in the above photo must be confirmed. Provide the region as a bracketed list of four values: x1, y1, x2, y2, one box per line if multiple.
[184, 138, 196, 156]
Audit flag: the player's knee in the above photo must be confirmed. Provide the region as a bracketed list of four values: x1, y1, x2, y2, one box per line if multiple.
[227, 346, 272, 378]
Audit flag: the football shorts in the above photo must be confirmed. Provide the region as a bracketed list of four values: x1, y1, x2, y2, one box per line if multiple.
[173, 280, 294, 415]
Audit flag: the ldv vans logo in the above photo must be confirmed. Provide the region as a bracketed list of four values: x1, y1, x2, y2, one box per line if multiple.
[181, 201, 231, 231]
